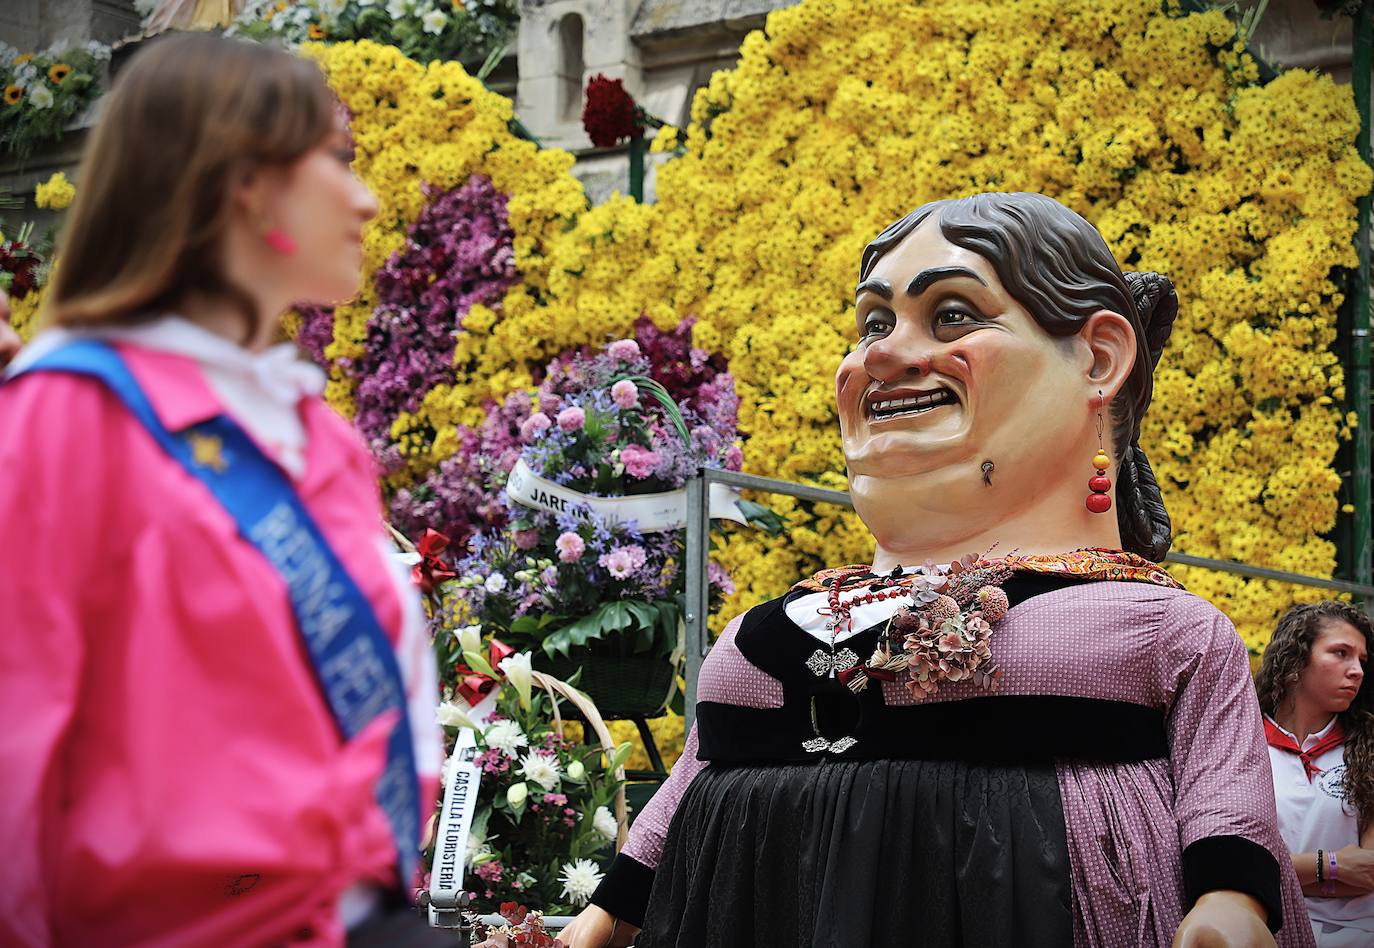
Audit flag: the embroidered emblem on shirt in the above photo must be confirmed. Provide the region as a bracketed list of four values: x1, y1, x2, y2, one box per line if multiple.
[1317, 764, 1349, 802]
[187, 432, 228, 473]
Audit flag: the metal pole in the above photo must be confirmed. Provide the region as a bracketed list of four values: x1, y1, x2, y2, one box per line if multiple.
[1351, 0, 1373, 614]
[704, 468, 852, 507]
[1164, 552, 1374, 598]
[628, 135, 646, 203]
[682, 472, 710, 732]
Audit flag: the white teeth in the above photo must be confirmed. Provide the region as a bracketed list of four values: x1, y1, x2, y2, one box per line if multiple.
[869, 389, 955, 415]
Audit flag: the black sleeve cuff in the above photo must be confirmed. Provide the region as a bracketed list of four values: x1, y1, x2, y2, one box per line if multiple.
[1181, 835, 1283, 933]
[588, 852, 655, 928]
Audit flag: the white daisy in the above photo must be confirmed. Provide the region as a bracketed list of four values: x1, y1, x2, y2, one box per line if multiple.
[483, 719, 528, 757]
[559, 858, 604, 906]
[517, 750, 561, 791]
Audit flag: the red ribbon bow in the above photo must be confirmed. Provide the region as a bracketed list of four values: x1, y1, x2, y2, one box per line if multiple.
[838, 665, 898, 687]
[1264, 718, 1344, 782]
[411, 528, 457, 594]
[455, 639, 516, 706]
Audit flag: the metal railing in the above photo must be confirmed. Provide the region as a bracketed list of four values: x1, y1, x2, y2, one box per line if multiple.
[681, 468, 1374, 731]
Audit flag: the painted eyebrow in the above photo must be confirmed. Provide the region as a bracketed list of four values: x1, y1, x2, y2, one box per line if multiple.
[855, 277, 892, 301]
[906, 266, 987, 298]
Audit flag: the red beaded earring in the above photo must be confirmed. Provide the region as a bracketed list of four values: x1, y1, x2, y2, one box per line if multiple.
[1086, 392, 1112, 513]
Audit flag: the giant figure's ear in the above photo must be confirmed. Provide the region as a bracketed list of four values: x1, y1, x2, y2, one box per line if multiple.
[1078, 309, 1137, 402]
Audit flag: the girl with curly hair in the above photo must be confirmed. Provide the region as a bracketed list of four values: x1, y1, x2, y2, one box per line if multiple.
[1258, 600, 1374, 946]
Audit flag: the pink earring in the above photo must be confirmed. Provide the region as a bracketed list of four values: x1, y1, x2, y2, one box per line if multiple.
[1087, 391, 1112, 513]
[263, 227, 297, 257]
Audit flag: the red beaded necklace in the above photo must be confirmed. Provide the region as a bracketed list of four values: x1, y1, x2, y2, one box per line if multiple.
[824, 578, 913, 645]
[807, 567, 919, 678]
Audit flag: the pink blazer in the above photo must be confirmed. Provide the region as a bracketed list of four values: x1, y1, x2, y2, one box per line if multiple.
[0, 343, 437, 946]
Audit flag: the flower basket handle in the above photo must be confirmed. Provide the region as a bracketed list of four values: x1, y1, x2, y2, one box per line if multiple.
[529, 669, 629, 852]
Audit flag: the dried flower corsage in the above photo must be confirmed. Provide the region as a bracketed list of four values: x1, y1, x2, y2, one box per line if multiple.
[842, 553, 1014, 699]
[474, 901, 564, 947]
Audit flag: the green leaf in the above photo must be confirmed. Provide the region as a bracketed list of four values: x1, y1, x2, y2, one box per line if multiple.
[607, 741, 634, 773]
[736, 499, 786, 536]
[541, 601, 621, 657]
[462, 649, 497, 678]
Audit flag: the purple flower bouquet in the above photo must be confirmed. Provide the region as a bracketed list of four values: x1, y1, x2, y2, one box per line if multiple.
[444, 336, 760, 714]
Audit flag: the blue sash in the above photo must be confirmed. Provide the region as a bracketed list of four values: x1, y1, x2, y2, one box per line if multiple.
[13, 339, 422, 887]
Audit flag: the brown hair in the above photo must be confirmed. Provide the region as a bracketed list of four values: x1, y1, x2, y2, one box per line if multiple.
[861, 193, 1178, 562]
[45, 33, 336, 343]
[1257, 600, 1374, 831]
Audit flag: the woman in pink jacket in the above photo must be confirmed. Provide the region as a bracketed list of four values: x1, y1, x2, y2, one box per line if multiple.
[0, 34, 443, 947]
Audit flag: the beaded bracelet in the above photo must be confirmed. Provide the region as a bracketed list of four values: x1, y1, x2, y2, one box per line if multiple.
[1317, 849, 1326, 885]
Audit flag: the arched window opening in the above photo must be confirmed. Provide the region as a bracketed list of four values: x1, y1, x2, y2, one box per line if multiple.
[558, 13, 585, 123]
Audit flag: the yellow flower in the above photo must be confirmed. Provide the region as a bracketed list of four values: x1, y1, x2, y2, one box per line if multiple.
[3, 85, 22, 106]
[307, 23, 326, 40]
[13, 53, 33, 66]
[295, 0, 1369, 677]
[47, 63, 71, 84]
[34, 171, 75, 211]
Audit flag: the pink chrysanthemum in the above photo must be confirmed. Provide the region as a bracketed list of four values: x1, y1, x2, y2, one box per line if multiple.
[611, 379, 639, 409]
[620, 443, 659, 479]
[556, 406, 586, 431]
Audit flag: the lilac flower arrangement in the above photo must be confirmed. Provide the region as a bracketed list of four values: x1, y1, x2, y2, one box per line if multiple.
[447, 336, 748, 660]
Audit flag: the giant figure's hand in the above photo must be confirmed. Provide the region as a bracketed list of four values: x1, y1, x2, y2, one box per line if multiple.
[1172, 891, 1276, 948]
[557, 905, 638, 948]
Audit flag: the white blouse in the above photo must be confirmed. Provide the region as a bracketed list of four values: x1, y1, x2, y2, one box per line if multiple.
[1266, 715, 1374, 945]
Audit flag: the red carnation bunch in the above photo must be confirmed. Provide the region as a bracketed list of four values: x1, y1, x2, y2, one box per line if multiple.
[581, 74, 642, 148]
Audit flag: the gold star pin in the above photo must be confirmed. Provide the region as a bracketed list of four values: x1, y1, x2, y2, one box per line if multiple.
[187, 432, 228, 473]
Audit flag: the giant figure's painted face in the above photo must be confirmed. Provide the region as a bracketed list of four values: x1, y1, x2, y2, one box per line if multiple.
[837, 217, 1088, 493]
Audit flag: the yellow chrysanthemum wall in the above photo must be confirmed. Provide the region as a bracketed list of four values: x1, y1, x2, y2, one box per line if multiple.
[303, 1, 1369, 666]
[8, 3, 1367, 767]
[8, 3, 1367, 668]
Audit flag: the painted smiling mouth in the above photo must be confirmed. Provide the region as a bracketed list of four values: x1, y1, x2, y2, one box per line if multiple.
[867, 388, 958, 421]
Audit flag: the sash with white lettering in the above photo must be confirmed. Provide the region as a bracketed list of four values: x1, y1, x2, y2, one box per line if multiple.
[14, 340, 422, 887]
[428, 727, 481, 921]
[506, 457, 748, 532]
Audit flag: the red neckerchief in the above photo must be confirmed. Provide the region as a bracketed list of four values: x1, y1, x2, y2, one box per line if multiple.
[1264, 718, 1345, 782]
